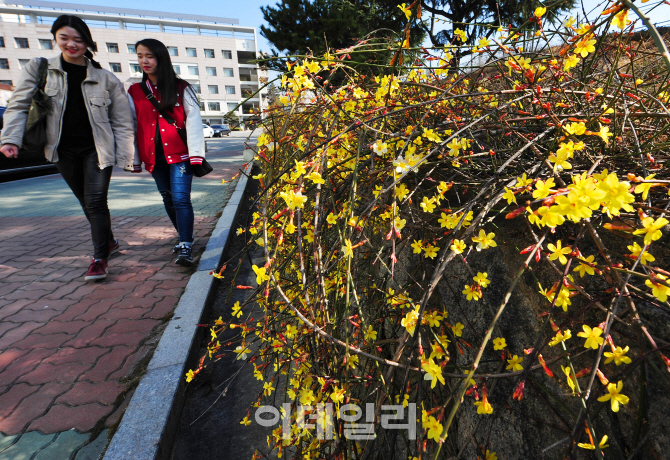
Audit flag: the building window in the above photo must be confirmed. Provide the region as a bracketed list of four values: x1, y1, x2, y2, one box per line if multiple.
[225, 86, 235, 94]
[130, 63, 141, 74]
[227, 102, 238, 112]
[191, 83, 201, 94]
[208, 85, 219, 94]
[38, 39, 53, 50]
[222, 68, 234, 77]
[188, 65, 199, 76]
[222, 50, 232, 59]
[127, 44, 136, 53]
[0, 80, 11, 86]
[167, 46, 178, 56]
[204, 49, 215, 58]
[186, 48, 197, 57]
[199, 101, 205, 111]
[206, 67, 216, 76]
[0, 59, 9, 69]
[15, 38, 29, 49]
[172, 65, 181, 75]
[0, 37, 5, 48]
[107, 43, 119, 53]
[18, 59, 30, 69]
[208, 102, 220, 111]
[109, 62, 122, 73]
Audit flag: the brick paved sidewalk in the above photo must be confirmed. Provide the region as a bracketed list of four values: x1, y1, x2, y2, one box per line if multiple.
[0, 138, 250, 459]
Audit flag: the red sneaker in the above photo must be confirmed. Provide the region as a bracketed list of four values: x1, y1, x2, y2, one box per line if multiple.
[85, 259, 108, 281]
[109, 239, 120, 257]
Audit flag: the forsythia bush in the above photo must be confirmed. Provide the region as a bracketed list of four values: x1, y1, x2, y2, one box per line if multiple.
[190, 2, 670, 459]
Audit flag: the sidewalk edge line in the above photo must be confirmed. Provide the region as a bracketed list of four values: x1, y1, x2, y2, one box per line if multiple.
[102, 162, 253, 460]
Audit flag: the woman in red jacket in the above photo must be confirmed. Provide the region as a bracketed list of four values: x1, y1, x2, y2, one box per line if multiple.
[128, 39, 206, 266]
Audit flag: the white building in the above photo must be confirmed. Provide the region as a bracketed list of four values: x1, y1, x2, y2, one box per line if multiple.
[0, 0, 269, 126]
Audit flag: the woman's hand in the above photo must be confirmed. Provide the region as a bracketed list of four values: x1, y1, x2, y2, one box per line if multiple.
[0, 144, 18, 158]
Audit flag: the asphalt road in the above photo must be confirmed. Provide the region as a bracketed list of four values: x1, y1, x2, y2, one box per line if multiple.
[0, 130, 255, 183]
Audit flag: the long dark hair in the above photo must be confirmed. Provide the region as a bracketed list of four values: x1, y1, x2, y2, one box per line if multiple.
[50, 15, 102, 69]
[135, 38, 194, 110]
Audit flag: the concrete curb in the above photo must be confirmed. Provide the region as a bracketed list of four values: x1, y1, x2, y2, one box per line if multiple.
[102, 162, 253, 460]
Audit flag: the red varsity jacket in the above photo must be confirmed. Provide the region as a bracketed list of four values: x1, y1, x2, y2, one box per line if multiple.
[128, 80, 191, 173]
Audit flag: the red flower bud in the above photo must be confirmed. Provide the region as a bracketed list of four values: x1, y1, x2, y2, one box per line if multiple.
[538, 354, 553, 377]
[505, 207, 526, 220]
[520, 245, 536, 255]
[575, 367, 591, 379]
[660, 354, 670, 373]
[596, 369, 609, 385]
[513, 381, 525, 400]
[603, 223, 633, 232]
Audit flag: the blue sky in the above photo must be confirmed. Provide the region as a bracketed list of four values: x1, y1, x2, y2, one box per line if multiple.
[65, 0, 670, 54]
[69, 0, 277, 53]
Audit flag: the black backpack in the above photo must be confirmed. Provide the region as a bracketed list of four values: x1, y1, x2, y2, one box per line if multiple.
[19, 58, 50, 156]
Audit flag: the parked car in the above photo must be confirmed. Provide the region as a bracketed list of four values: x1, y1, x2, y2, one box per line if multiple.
[203, 124, 214, 138]
[210, 124, 231, 137]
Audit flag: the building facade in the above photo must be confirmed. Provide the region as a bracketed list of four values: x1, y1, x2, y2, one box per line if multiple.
[0, 0, 268, 126]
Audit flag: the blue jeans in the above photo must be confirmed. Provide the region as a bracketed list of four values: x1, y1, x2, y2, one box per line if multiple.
[151, 155, 194, 243]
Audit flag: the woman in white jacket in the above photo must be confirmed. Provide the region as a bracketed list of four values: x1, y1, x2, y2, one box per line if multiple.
[127, 38, 205, 266]
[0, 15, 134, 281]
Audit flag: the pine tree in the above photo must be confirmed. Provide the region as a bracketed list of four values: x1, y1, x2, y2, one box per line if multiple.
[420, 0, 576, 46]
[261, 0, 577, 70]
[260, 0, 424, 70]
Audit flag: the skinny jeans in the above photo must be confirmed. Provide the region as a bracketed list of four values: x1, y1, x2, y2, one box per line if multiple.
[150, 151, 194, 243]
[55, 146, 113, 260]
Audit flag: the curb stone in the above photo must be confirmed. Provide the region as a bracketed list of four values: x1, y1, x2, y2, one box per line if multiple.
[102, 162, 253, 460]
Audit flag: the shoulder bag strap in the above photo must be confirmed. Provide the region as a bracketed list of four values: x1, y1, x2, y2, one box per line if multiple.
[36, 58, 48, 90]
[139, 82, 187, 145]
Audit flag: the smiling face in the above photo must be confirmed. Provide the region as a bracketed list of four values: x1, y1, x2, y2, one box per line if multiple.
[136, 44, 158, 78]
[54, 26, 88, 64]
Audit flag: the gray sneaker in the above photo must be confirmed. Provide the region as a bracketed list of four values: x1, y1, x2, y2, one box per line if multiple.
[175, 245, 193, 266]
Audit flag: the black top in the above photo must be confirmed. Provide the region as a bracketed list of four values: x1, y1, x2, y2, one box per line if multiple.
[58, 57, 95, 153]
[155, 123, 165, 158]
